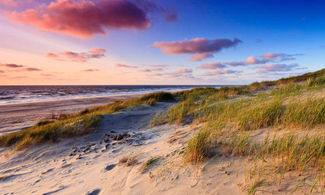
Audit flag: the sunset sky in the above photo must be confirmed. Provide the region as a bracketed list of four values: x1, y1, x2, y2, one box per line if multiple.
[0, 0, 324, 85]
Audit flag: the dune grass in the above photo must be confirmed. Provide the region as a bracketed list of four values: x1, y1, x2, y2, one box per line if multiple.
[0, 92, 175, 150]
[139, 156, 160, 173]
[172, 69, 325, 191]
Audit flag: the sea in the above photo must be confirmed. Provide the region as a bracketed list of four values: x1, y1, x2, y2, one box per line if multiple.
[0, 85, 222, 105]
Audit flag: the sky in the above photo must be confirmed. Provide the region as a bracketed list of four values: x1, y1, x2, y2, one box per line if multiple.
[0, 0, 324, 85]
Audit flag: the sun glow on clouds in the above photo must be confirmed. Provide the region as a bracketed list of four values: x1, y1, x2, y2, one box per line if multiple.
[0, 0, 310, 85]
[6, 0, 150, 38]
[47, 48, 106, 62]
[154, 37, 242, 62]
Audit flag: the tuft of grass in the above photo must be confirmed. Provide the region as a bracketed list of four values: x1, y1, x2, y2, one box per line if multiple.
[185, 129, 211, 163]
[248, 180, 264, 195]
[119, 155, 139, 166]
[139, 156, 160, 173]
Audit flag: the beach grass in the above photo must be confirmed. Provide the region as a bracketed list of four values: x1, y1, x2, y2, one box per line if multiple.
[168, 68, 325, 192]
[0, 91, 175, 149]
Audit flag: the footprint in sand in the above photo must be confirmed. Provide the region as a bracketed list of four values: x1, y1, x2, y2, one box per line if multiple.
[86, 189, 101, 195]
[104, 164, 116, 171]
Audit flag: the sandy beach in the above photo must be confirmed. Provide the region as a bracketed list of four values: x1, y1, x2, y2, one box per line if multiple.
[0, 102, 245, 195]
[0, 94, 141, 136]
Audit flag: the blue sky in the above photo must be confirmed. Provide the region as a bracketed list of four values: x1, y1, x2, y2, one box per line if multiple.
[0, 0, 324, 85]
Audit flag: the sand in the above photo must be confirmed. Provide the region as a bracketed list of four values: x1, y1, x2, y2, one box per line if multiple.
[0, 94, 141, 136]
[0, 102, 246, 195]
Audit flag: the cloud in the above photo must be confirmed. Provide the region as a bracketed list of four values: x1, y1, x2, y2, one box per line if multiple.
[25, 67, 42, 71]
[224, 56, 267, 66]
[47, 48, 106, 62]
[189, 53, 214, 62]
[202, 69, 238, 76]
[258, 63, 298, 73]
[261, 52, 285, 60]
[197, 62, 226, 69]
[148, 64, 168, 68]
[41, 73, 54, 77]
[153, 37, 242, 61]
[1, 63, 24, 68]
[0, 0, 34, 7]
[1, 63, 42, 71]
[82, 69, 99, 72]
[0, 0, 17, 7]
[176, 68, 192, 73]
[261, 52, 299, 61]
[115, 63, 138, 68]
[224, 52, 300, 66]
[134, 0, 178, 22]
[164, 10, 178, 22]
[0, 70, 4, 73]
[150, 67, 195, 79]
[140, 68, 164, 72]
[6, 0, 151, 38]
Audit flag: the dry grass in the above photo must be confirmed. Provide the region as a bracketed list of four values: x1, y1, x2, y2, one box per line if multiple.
[119, 154, 139, 166]
[0, 92, 175, 150]
[139, 156, 160, 173]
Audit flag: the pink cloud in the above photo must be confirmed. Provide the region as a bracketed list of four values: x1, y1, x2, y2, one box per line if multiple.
[261, 52, 285, 60]
[177, 68, 192, 73]
[225, 56, 267, 66]
[225, 52, 301, 66]
[0, 70, 4, 73]
[115, 64, 138, 68]
[0, 0, 17, 7]
[47, 48, 106, 62]
[1, 62, 42, 71]
[82, 69, 99, 72]
[140, 68, 164, 72]
[202, 69, 237, 76]
[0, 0, 34, 7]
[6, 0, 150, 38]
[189, 53, 214, 62]
[154, 37, 241, 61]
[197, 62, 225, 69]
[149, 64, 168, 68]
[261, 52, 301, 61]
[258, 63, 298, 73]
[0, 63, 24, 68]
[25, 67, 42, 71]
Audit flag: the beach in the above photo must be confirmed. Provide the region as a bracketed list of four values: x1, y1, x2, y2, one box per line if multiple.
[0, 94, 141, 136]
[0, 101, 244, 195]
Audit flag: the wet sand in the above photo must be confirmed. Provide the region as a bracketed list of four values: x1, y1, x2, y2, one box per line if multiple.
[0, 94, 141, 136]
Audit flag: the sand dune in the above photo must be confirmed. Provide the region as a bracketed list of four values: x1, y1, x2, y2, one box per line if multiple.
[0, 102, 246, 194]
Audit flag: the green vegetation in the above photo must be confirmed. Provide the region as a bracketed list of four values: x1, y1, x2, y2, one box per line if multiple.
[0, 92, 175, 150]
[150, 69, 325, 191]
[139, 156, 160, 173]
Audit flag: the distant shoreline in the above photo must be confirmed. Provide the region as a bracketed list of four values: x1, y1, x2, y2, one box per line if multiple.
[0, 85, 218, 106]
[0, 93, 142, 136]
